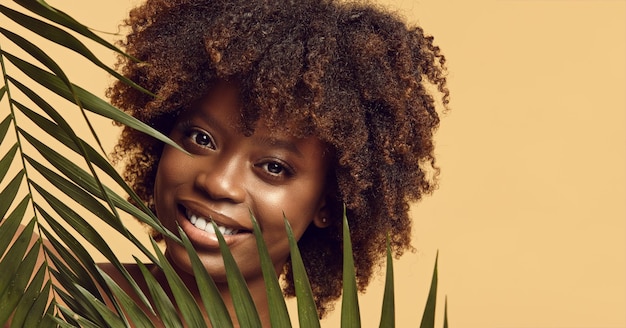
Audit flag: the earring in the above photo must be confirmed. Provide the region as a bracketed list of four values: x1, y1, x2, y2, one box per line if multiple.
[321, 217, 328, 224]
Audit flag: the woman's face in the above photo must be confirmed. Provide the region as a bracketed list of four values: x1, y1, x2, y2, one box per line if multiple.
[154, 83, 330, 283]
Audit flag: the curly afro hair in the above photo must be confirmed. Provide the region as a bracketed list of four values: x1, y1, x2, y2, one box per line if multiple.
[108, 0, 449, 317]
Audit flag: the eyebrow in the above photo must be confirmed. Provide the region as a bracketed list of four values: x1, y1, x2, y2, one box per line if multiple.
[187, 106, 304, 158]
[184, 107, 233, 137]
[253, 136, 303, 158]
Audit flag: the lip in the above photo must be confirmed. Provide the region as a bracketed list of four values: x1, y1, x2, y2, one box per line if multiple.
[176, 204, 253, 250]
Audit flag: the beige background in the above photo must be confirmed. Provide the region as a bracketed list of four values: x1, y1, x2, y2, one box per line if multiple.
[1, 0, 624, 327]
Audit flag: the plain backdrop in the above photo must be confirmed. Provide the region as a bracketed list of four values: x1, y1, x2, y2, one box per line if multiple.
[1, 0, 624, 327]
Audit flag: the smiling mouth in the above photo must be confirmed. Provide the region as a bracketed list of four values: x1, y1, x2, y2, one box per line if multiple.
[184, 208, 248, 236]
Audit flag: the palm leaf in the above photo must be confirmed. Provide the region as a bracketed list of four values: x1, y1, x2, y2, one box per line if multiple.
[420, 252, 439, 328]
[9, 261, 48, 327]
[0, 217, 34, 299]
[213, 220, 263, 327]
[250, 212, 292, 328]
[0, 221, 40, 326]
[149, 237, 207, 327]
[56, 304, 106, 328]
[2, 50, 181, 152]
[97, 266, 157, 328]
[22, 281, 54, 328]
[444, 297, 449, 328]
[0, 2, 176, 325]
[0, 196, 29, 257]
[74, 284, 128, 328]
[11, 0, 138, 60]
[135, 259, 184, 328]
[0, 143, 18, 185]
[179, 226, 234, 328]
[12, 89, 162, 231]
[0, 5, 152, 95]
[378, 235, 396, 328]
[0, 170, 24, 221]
[2, 40, 138, 240]
[0, 113, 11, 143]
[38, 219, 101, 301]
[0, 19, 100, 155]
[47, 254, 109, 326]
[285, 215, 321, 328]
[341, 207, 361, 328]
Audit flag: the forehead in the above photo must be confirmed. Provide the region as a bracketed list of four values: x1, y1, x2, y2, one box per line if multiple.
[182, 82, 328, 153]
[184, 81, 316, 139]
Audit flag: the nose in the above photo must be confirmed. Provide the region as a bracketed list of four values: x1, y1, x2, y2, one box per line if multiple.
[194, 155, 246, 203]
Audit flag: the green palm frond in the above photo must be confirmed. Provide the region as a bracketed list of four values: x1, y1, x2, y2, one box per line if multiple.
[378, 235, 396, 328]
[0, 1, 448, 326]
[420, 252, 440, 328]
[341, 207, 361, 328]
[285, 215, 321, 328]
[180, 225, 234, 327]
[250, 212, 291, 328]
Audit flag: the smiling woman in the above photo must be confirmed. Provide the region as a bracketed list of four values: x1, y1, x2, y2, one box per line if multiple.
[1, 0, 448, 326]
[108, 0, 448, 322]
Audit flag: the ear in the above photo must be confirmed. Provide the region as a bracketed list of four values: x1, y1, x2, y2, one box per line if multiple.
[312, 198, 332, 228]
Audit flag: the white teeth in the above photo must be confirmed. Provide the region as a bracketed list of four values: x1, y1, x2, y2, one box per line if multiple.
[186, 209, 239, 235]
[195, 217, 207, 230]
[204, 223, 216, 234]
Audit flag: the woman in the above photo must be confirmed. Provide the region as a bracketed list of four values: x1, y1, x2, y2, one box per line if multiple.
[4, 0, 449, 326]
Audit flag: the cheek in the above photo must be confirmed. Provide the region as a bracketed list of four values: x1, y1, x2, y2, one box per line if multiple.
[154, 148, 189, 206]
[269, 180, 325, 235]
[157, 148, 184, 183]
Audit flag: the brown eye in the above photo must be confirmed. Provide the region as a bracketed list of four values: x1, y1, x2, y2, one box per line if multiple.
[256, 160, 294, 180]
[189, 130, 215, 149]
[266, 162, 284, 175]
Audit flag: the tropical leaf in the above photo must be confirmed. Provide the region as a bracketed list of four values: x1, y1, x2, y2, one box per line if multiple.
[22, 281, 54, 328]
[0, 143, 18, 185]
[250, 212, 292, 328]
[150, 237, 207, 327]
[0, 1, 172, 325]
[56, 304, 106, 328]
[0, 113, 11, 143]
[135, 257, 185, 328]
[0, 218, 34, 301]
[11, 0, 138, 60]
[74, 284, 128, 328]
[0, 196, 29, 256]
[379, 235, 396, 328]
[0, 221, 39, 322]
[213, 220, 263, 327]
[0, 170, 24, 221]
[97, 266, 156, 328]
[0, 5, 152, 95]
[9, 261, 48, 327]
[444, 297, 449, 328]
[285, 215, 321, 328]
[420, 252, 439, 328]
[179, 226, 234, 328]
[341, 207, 361, 328]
